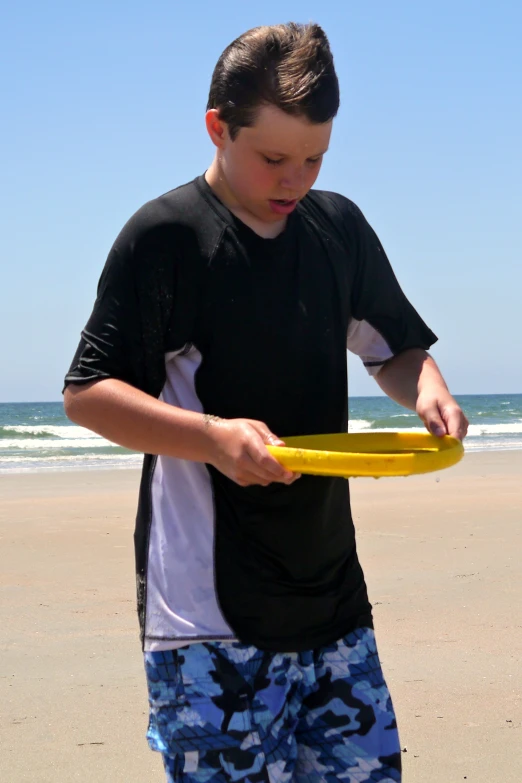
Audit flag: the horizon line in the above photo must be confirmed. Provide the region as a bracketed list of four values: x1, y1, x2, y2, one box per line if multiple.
[1, 392, 521, 405]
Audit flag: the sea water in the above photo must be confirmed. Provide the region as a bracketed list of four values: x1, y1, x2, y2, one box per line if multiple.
[0, 394, 521, 473]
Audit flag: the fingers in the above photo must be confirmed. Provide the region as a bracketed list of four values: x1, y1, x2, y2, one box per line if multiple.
[233, 453, 297, 487]
[240, 421, 300, 486]
[420, 404, 447, 437]
[248, 420, 285, 447]
[245, 442, 298, 485]
[208, 417, 301, 487]
[443, 406, 469, 441]
[418, 398, 469, 441]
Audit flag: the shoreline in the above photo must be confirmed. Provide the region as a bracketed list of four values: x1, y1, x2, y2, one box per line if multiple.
[1, 443, 522, 476]
[3, 446, 520, 488]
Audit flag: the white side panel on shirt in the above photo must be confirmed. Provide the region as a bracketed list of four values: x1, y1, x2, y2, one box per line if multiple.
[144, 346, 234, 651]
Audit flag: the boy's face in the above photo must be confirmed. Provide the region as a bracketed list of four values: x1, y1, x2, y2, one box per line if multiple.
[208, 104, 332, 225]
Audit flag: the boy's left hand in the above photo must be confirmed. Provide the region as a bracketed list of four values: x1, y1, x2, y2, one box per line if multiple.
[416, 390, 469, 441]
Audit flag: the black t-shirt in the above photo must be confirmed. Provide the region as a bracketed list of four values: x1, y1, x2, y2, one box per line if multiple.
[65, 175, 437, 652]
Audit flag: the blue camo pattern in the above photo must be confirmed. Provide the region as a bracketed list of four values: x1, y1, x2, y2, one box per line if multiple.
[145, 627, 401, 782]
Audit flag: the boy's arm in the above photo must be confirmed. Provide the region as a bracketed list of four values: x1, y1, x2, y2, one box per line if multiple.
[63, 206, 298, 489]
[64, 379, 297, 487]
[331, 196, 466, 439]
[375, 348, 468, 440]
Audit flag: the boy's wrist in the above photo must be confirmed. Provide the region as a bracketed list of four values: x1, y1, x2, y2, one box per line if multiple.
[199, 412, 227, 466]
[203, 413, 223, 430]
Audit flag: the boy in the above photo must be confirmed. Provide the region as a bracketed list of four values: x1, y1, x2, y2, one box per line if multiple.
[64, 22, 468, 783]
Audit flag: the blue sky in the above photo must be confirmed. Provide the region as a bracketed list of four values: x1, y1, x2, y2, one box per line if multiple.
[1, 0, 521, 402]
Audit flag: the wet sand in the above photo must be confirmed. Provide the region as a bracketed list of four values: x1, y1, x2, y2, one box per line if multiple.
[1, 450, 521, 782]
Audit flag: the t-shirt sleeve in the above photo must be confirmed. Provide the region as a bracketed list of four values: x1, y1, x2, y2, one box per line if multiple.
[341, 199, 438, 376]
[64, 215, 175, 395]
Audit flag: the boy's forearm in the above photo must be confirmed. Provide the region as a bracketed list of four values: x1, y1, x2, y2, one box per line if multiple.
[375, 349, 448, 410]
[375, 348, 468, 439]
[63, 378, 216, 462]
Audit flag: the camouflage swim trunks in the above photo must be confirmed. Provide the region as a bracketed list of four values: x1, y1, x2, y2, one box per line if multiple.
[144, 626, 401, 782]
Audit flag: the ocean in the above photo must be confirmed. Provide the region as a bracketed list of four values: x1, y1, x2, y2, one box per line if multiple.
[0, 394, 521, 474]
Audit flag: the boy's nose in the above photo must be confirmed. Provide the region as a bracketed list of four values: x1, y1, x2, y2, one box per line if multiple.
[280, 168, 304, 193]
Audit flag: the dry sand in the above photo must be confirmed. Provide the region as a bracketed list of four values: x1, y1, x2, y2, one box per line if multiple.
[1, 451, 521, 782]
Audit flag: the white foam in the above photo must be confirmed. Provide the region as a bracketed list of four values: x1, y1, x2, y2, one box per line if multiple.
[348, 419, 373, 431]
[0, 453, 141, 464]
[3, 425, 102, 439]
[0, 438, 118, 450]
[467, 422, 522, 436]
[349, 422, 522, 438]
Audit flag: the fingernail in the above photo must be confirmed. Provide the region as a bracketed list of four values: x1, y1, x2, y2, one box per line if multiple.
[431, 426, 444, 437]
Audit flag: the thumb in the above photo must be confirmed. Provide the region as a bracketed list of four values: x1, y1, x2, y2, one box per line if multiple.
[265, 433, 285, 446]
[418, 399, 448, 438]
[249, 421, 285, 447]
[426, 413, 447, 438]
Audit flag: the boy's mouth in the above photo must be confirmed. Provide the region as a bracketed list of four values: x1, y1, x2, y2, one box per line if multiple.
[268, 198, 298, 215]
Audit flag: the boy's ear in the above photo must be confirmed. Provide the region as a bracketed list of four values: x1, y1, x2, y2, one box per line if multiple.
[205, 109, 229, 149]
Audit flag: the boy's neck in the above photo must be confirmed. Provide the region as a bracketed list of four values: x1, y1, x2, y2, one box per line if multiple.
[205, 161, 287, 239]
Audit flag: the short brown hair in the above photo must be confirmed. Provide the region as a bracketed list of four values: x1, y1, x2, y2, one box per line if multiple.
[207, 22, 340, 139]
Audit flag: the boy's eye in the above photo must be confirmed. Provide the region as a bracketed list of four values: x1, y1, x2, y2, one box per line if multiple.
[262, 154, 323, 166]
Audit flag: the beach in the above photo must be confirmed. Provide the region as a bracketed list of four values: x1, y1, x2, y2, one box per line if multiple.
[1, 451, 521, 782]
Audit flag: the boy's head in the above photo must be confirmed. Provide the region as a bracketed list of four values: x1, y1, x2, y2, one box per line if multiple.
[207, 22, 339, 140]
[205, 23, 339, 226]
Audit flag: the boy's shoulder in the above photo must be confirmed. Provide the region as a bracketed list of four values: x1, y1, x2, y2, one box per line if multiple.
[301, 188, 365, 226]
[113, 177, 224, 252]
[298, 188, 369, 251]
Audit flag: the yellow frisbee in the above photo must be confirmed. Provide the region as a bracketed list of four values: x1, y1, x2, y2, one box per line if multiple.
[267, 432, 464, 478]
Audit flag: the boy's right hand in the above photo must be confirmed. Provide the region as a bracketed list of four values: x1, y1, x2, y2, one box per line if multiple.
[204, 417, 300, 487]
